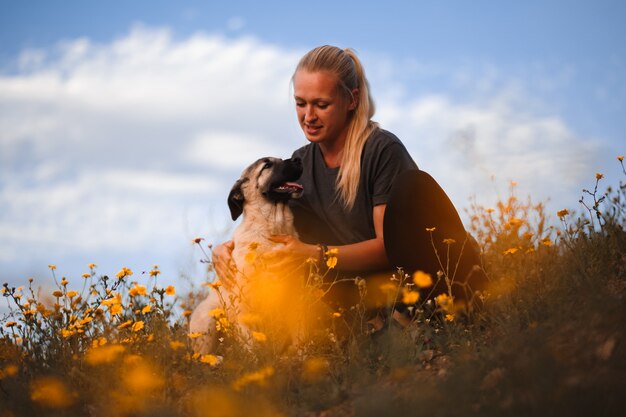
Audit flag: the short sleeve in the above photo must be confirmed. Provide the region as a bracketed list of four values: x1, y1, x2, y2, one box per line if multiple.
[369, 138, 418, 206]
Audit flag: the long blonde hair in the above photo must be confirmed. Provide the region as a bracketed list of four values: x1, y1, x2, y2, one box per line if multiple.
[294, 45, 378, 210]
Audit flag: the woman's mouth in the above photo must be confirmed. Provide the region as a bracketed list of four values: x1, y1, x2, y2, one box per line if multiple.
[304, 123, 322, 135]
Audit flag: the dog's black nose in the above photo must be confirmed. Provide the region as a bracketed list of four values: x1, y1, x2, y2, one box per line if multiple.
[283, 157, 303, 180]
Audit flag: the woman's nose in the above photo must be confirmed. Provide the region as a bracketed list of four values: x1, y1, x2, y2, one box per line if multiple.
[304, 106, 316, 122]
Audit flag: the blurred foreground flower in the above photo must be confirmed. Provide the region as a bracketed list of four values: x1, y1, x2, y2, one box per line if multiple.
[232, 366, 275, 391]
[413, 270, 433, 288]
[30, 377, 75, 408]
[85, 344, 125, 365]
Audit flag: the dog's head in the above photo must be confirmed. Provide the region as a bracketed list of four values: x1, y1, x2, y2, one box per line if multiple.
[228, 157, 303, 221]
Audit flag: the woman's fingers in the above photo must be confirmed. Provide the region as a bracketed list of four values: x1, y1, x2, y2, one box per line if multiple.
[212, 240, 236, 289]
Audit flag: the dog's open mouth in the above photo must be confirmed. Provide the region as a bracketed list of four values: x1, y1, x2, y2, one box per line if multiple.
[273, 182, 304, 197]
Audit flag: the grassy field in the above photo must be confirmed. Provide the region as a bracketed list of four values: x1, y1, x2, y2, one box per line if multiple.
[1, 158, 624, 417]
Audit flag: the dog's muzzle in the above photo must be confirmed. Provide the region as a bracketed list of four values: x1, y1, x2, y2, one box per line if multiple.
[267, 157, 304, 200]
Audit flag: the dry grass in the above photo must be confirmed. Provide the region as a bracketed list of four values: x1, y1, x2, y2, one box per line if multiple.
[1, 158, 625, 417]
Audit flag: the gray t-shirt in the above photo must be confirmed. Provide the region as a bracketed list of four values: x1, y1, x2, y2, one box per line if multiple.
[289, 128, 418, 246]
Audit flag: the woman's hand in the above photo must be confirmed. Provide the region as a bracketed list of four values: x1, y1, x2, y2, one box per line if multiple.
[212, 240, 236, 289]
[264, 235, 319, 271]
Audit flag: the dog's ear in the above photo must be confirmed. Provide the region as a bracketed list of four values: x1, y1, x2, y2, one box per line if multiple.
[227, 178, 246, 221]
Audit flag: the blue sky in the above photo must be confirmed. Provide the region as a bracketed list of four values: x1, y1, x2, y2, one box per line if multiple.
[1, 1, 624, 294]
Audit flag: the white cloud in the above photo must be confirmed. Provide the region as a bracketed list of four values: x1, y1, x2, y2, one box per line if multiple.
[185, 131, 287, 170]
[374, 90, 596, 215]
[0, 25, 607, 286]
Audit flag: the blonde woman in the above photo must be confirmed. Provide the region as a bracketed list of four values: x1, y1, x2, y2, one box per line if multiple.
[214, 45, 485, 329]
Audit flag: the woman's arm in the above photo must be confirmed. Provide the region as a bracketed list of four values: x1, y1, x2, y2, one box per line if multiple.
[268, 204, 390, 272]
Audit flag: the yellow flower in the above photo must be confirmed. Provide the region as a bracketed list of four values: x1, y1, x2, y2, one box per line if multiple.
[208, 308, 225, 318]
[77, 317, 92, 327]
[101, 294, 121, 306]
[252, 331, 267, 342]
[118, 320, 132, 329]
[412, 270, 433, 288]
[116, 267, 133, 279]
[141, 305, 152, 314]
[425, 227, 436, 232]
[442, 238, 456, 245]
[129, 284, 147, 297]
[232, 366, 274, 391]
[207, 281, 222, 290]
[182, 310, 193, 317]
[149, 268, 160, 277]
[52, 290, 63, 298]
[81, 273, 91, 279]
[131, 321, 144, 332]
[5, 321, 17, 328]
[88, 263, 97, 269]
[596, 172, 604, 180]
[1, 364, 19, 379]
[332, 312, 342, 318]
[503, 247, 519, 255]
[402, 288, 420, 305]
[326, 248, 339, 256]
[326, 255, 338, 269]
[557, 209, 570, 218]
[170, 341, 185, 350]
[60, 278, 68, 286]
[618, 155, 624, 161]
[85, 344, 125, 365]
[48, 265, 57, 270]
[66, 291, 78, 298]
[485, 208, 495, 214]
[92, 337, 107, 348]
[435, 293, 454, 313]
[188, 332, 203, 339]
[541, 237, 553, 247]
[61, 329, 75, 338]
[200, 354, 220, 366]
[445, 314, 455, 322]
[165, 285, 176, 296]
[30, 376, 74, 408]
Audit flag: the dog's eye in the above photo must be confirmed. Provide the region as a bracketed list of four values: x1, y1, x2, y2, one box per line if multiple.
[263, 161, 273, 170]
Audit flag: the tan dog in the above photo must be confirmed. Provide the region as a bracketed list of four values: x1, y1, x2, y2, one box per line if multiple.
[189, 157, 303, 354]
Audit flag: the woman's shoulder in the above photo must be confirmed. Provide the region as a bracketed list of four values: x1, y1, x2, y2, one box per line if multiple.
[364, 126, 418, 169]
[366, 127, 407, 151]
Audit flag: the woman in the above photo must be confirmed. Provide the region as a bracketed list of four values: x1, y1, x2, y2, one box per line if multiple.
[213, 45, 485, 328]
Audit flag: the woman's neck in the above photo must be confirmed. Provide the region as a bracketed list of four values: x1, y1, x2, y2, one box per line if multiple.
[319, 141, 344, 168]
[318, 130, 347, 168]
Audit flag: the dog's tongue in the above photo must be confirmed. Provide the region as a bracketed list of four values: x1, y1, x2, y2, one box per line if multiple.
[283, 182, 303, 191]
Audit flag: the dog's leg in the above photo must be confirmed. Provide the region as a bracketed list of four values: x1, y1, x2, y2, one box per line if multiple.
[189, 291, 222, 354]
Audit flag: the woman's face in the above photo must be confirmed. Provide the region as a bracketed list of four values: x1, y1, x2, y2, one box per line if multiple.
[293, 70, 356, 147]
